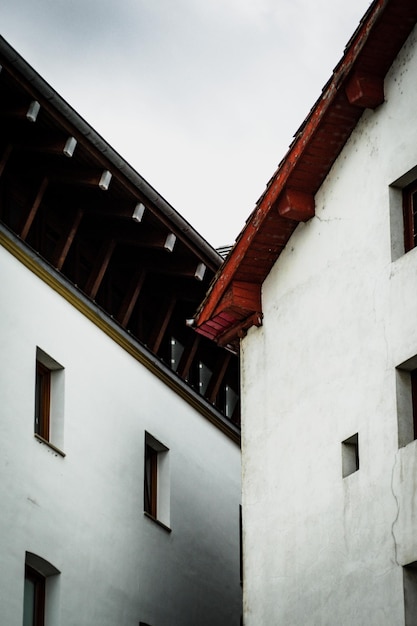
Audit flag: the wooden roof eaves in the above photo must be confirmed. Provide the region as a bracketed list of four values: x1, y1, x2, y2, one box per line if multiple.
[194, 0, 417, 342]
[0, 36, 222, 273]
[0, 223, 240, 445]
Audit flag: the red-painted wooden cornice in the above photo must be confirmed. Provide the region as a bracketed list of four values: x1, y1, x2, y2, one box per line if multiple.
[194, 0, 417, 350]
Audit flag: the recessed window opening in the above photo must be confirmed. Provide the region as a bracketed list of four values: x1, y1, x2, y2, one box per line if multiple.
[403, 562, 417, 625]
[35, 361, 50, 441]
[34, 348, 64, 451]
[23, 553, 60, 626]
[396, 357, 417, 447]
[342, 433, 359, 478]
[24, 565, 45, 626]
[144, 443, 158, 518]
[144, 432, 170, 529]
[403, 179, 417, 253]
[390, 167, 417, 261]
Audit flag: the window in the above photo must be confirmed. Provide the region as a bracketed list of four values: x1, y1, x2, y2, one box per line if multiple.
[396, 358, 417, 447]
[34, 348, 65, 453]
[389, 168, 417, 260]
[170, 337, 184, 372]
[23, 566, 45, 626]
[144, 442, 158, 518]
[144, 432, 170, 530]
[403, 179, 417, 252]
[403, 562, 417, 625]
[341, 433, 359, 478]
[198, 361, 212, 395]
[23, 553, 60, 626]
[35, 361, 50, 441]
[225, 384, 239, 419]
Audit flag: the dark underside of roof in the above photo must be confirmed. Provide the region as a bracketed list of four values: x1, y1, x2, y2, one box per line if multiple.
[0, 37, 240, 437]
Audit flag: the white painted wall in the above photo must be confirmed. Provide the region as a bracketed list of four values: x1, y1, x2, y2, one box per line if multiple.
[241, 24, 417, 626]
[0, 245, 241, 625]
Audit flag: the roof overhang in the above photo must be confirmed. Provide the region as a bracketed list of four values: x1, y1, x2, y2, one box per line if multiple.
[193, 0, 417, 350]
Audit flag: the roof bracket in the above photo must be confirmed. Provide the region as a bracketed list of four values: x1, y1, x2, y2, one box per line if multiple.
[345, 71, 384, 109]
[277, 188, 315, 222]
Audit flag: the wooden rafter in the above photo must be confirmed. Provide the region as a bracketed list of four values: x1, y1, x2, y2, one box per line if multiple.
[117, 268, 147, 327]
[20, 176, 48, 240]
[177, 333, 201, 380]
[0, 143, 13, 177]
[148, 296, 177, 355]
[84, 239, 116, 300]
[53, 208, 84, 271]
[207, 351, 232, 404]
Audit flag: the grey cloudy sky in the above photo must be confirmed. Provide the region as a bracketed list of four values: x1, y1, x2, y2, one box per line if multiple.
[1, 0, 371, 247]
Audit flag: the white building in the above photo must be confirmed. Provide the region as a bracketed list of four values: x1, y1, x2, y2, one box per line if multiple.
[195, 1, 417, 624]
[0, 38, 241, 625]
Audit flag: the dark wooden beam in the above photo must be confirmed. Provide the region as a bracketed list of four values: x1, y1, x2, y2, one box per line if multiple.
[0, 143, 13, 177]
[207, 351, 232, 404]
[148, 296, 177, 355]
[217, 312, 263, 348]
[117, 269, 147, 327]
[53, 208, 84, 271]
[177, 333, 201, 380]
[90, 221, 178, 251]
[10, 134, 78, 158]
[20, 176, 49, 240]
[84, 239, 116, 300]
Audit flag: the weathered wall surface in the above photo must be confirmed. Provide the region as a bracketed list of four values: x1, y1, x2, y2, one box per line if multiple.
[0, 245, 241, 626]
[241, 23, 417, 626]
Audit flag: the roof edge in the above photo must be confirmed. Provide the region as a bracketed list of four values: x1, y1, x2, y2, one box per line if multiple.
[0, 35, 222, 271]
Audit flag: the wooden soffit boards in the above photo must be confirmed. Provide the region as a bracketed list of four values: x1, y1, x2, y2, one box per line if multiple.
[194, 0, 417, 345]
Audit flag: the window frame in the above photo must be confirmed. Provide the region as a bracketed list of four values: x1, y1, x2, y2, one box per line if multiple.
[403, 179, 417, 252]
[143, 432, 171, 531]
[34, 348, 65, 455]
[35, 360, 51, 441]
[23, 564, 45, 626]
[410, 369, 417, 441]
[144, 442, 158, 519]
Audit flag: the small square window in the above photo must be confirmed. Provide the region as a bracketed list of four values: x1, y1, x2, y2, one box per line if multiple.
[341, 433, 359, 478]
[144, 433, 170, 529]
[34, 348, 64, 452]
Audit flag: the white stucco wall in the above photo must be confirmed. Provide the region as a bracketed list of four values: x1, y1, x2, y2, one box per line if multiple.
[0, 244, 241, 625]
[241, 24, 417, 626]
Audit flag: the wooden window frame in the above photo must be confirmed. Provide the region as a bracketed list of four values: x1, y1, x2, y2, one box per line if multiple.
[403, 180, 417, 252]
[410, 369, 417, 441]
[24, 565, 45, 626]
[144, 443, 158, 519]
[35, 361, 51, 441]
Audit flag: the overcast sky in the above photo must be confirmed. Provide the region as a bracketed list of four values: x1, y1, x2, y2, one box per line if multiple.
[1, 0, 371, 248]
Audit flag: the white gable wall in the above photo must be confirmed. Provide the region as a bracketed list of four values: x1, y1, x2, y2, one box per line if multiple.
[241, 24, 417, 626]
[0, 244, 241, 625]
